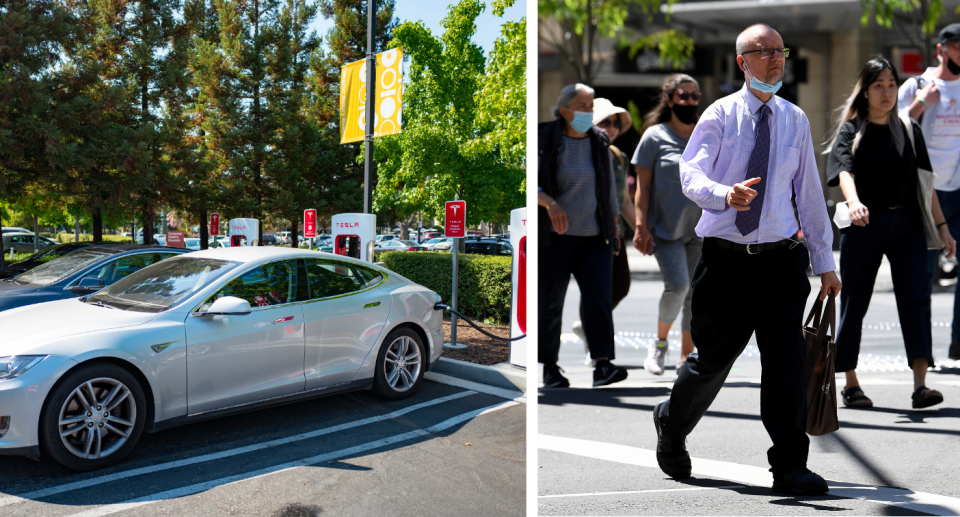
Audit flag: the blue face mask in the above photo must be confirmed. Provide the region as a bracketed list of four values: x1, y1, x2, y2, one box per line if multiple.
[745, 63, 782, 94]
[568, 110, 594, 133]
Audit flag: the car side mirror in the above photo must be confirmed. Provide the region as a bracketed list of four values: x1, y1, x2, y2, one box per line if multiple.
[68, 276, 105, 294]
[192, 296, 252, 317]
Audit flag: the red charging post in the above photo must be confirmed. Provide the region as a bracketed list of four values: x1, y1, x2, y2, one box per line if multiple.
[304, 209, 317, 250]
[444, 200, 467, 349]
[210, 213, 220, 236]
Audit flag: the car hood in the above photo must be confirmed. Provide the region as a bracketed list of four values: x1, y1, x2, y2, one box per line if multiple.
[0, 280, 45, 295]
[0, 298, 159, 354]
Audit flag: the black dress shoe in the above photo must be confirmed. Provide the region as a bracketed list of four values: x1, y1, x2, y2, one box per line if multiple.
[949, 341, 960, 360]
[542, 364, 570, 388]
[593, 360, 627, 386]
[653, 401, 691, 479]
[771, 467, 829, 495]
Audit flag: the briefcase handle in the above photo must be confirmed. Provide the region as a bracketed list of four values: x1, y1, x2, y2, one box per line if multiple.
[803, 295, 837, 342]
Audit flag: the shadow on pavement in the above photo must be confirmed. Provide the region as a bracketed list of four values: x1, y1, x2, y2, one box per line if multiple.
[538, 387, 669, 410]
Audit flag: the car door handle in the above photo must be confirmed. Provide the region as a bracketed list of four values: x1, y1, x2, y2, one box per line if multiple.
[273, 316, 294, 324]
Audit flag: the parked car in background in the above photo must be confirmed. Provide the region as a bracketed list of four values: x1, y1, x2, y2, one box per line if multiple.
[463, 238, 513, 256]
[421, 237, 454, 251]
[0, 245, 188, 312]
[183, 238, 201, 251]
[277, 231, 292, 245]
[376, 234, 398, 242]
[208, 236, 231, 248]
[261, 233, 279, 246]
[0, 242, 115, 279]
[466, 230, 482, 238]
[0, 247, 442, 470]
[1, 227, 31, 235]
[3, 232, 57, 254]
[420, 232, 442, 240]
[375, 240, 428, 253]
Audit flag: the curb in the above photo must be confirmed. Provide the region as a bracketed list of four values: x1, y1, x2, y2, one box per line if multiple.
[431, 357, 527, 393]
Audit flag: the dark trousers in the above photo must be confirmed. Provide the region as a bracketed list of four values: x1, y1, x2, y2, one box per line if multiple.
[580, 241, 630, 322]
[657, 239, 811, 471]
[838, 210, 932, 371]
[927, 189, 960, 344]
[539, 233, 615, 365]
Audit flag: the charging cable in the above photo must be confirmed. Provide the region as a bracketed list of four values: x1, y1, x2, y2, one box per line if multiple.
[434, 303, 526, 341]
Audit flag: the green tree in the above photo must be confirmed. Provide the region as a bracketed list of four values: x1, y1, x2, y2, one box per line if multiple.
[538, 0, 694, 85]
[373, 0, 524, 235]
[860, 0, 960, 67]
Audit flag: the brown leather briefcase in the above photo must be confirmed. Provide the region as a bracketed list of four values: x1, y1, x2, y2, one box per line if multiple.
[802, 295, 840, 436]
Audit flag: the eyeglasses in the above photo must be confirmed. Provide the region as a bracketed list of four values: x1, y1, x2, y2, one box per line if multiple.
[598, 117, 622, 130]
[741, 47, 790, 59]
[674, 91, 703, 101]
[945, 40, 960, 51]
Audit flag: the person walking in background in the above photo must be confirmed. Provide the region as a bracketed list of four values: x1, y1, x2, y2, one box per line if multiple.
[652, 24, 842, 495]
[827, 56, 956, 409]
[538, 84, 628, 388]
[571, 98, 633, 368]
[632, 74, 703, 377]
[898, 23, 960, 360]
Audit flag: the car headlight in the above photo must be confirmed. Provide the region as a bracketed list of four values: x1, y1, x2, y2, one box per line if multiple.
[0, 356, 46, 381]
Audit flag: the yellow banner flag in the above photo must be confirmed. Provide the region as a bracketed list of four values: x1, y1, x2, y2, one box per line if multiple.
[340, 47, 403, 144]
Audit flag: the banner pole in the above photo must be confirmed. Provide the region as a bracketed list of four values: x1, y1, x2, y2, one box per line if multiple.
[363, 0, 376, 214]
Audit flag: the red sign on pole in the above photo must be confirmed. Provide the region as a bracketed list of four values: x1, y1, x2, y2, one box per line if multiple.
[445, 201, 466, 238]
[210, 213, 220, 236]
[900, 50, 924, 75]
[165, 230, 185, 248]
[304, 209, 317, 238]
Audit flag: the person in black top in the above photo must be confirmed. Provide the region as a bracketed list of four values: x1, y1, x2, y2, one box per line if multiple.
[826, 56, 957, 409]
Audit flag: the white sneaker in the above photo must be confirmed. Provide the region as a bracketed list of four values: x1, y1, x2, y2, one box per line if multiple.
[572, 321, 595, 366]
[645, 339, 669, 375]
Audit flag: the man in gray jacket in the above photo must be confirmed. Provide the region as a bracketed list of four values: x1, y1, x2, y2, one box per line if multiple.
[898, 23, 960, 360]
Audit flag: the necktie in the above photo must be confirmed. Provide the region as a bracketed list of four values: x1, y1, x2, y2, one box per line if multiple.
[736, 104, 770, 236]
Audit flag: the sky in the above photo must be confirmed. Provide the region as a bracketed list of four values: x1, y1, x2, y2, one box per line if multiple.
[307, 0, 526, 58]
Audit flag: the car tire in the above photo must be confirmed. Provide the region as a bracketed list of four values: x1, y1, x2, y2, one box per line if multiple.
[371, 327, 426, 400]
[39, 362, 147, 471]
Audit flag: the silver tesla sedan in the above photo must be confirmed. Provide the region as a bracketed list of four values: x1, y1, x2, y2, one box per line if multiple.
[0, 247, 444, 470]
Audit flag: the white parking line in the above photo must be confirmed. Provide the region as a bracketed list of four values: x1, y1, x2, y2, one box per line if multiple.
[539, 434, 960, 516]
[0, 391, 477, 508]
[425, 372, 527, 403]
[540, 486, 743, 498]
[62, 401, 519, 517]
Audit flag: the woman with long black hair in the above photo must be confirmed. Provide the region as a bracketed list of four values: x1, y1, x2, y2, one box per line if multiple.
[826, 56, 957, 409]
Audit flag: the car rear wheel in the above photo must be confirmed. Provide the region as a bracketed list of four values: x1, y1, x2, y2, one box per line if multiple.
[40, 363, 147, 471]
[372, 328, 425, 400]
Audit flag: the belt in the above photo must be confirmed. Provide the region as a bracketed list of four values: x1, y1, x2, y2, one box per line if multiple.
[705, 237, 795, 255]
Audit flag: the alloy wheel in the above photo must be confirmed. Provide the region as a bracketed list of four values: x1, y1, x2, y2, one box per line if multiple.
[383, 336, 422, 392]
[57, 377, 137, 460]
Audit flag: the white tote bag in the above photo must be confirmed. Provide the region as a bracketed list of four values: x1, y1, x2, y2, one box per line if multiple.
[900, 112, 943, 250]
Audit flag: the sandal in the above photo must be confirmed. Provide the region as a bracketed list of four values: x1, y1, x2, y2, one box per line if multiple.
[841, 386, 874, 408]
[912, 385, 944, 409]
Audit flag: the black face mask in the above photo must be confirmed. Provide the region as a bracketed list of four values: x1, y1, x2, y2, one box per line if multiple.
[948, 56, 960, 75]
[671, 104, 698, 125]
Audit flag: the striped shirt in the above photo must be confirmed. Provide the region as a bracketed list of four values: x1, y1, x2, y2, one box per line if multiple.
[554, 135, 620, 237]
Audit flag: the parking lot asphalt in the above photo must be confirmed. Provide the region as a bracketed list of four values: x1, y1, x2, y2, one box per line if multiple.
[538, 269, 960, 516]
[0, 379, 526, 516]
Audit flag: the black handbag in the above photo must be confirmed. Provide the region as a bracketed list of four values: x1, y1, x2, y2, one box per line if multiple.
[802, 295, 840, 436]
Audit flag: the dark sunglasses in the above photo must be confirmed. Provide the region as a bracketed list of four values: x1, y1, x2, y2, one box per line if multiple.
[598, 117, 622, 130]
[674, 91, 703, 101]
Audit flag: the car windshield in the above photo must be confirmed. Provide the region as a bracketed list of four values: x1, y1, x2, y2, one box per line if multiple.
[6, 244, 87, 269]
[8, 249, 113, 286]
[86, 257, 241, 313]
[397, 240, 418, 246]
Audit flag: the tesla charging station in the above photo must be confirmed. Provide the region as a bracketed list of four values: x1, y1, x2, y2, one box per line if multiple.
[332, 213, 376, 262]
[509, 207, 526, 369]
[228, 218, 260, 247]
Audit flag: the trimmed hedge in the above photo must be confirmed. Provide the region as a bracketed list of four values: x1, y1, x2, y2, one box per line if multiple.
[379, 251, 513, 325]
[3, 252, 33, 265]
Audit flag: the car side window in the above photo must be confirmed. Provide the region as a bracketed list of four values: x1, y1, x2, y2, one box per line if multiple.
[354, 265, 384, 289]
[207, 259, 299, 308]
[84, 253, 156, 286]
[304, 258, 364, 299]
[498, 243, 512, 256]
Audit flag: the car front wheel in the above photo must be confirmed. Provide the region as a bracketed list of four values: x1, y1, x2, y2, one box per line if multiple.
[371, 328, 425, 400]
[40, 363, 147, 471]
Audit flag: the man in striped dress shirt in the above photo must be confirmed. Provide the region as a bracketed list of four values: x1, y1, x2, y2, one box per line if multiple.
[651, 24, 843, 495]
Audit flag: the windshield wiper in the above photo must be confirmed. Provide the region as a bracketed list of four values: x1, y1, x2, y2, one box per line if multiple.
[88, 301, 117, 310]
